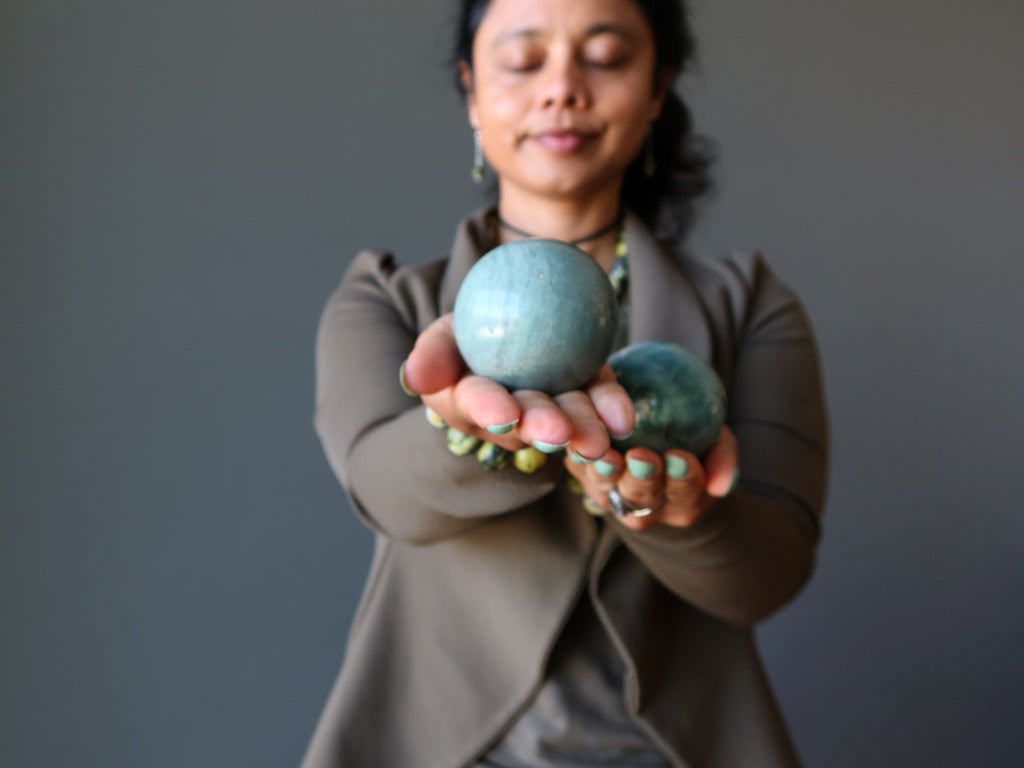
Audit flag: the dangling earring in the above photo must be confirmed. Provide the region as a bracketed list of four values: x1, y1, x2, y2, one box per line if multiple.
[471, 129, 485, 183]
[643, 124, 656, 179]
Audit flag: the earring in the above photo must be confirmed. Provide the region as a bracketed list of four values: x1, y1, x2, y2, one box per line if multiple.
[643, 124, 656, 178]
[471, 129, 485, 183]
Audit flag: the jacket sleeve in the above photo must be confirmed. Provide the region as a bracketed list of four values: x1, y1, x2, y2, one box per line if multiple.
[611, 253, 829, 627]
[313, 250, 565, 546]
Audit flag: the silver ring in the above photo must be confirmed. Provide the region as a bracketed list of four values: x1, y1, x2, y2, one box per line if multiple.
[607, 487, 664, 518]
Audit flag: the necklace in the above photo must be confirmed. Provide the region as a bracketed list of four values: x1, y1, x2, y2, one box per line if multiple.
[497, 210, 623, 247]
[485, 209, 630, 303]
[608, 224, 629, 303]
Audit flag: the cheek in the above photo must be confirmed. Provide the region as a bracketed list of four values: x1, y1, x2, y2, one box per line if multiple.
[611, 84, 661, 133]
[477, 92, 526, 140]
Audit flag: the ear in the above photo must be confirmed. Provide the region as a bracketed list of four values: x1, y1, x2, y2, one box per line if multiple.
[458, 60, 480, 128]
[648, 66, 674, 121]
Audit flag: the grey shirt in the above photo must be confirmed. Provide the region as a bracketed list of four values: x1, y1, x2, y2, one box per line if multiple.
[477, 564, 672, 767]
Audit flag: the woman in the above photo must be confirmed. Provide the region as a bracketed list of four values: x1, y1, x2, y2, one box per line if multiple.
[303, 0, 829, 766]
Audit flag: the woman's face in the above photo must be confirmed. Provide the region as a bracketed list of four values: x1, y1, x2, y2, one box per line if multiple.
[463, 0, 667, 205]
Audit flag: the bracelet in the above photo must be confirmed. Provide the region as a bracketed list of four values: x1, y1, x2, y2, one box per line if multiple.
[425, 407, 547, 474]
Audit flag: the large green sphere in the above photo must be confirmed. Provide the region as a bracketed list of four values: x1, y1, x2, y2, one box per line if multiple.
[454, 239, 619, 395]
[610, 341, 726, 456]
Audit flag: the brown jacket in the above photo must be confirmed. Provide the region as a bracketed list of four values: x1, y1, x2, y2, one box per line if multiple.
[302, 209, 829, 768]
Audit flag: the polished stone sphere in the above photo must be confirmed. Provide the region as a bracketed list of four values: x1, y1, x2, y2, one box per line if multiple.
[609, 341, 726, 456]
[454, 238, 619, 395]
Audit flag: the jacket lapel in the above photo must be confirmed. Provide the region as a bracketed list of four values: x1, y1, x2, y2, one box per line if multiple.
[624, 210, 714, 365]
[439, 208, 493, 315]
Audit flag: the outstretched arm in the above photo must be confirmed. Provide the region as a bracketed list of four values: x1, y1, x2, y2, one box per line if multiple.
[315, 251, 635, 545]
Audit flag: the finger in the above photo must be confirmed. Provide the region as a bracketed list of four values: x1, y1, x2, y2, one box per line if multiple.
[554, 390, 611, 461]
[703, 425, 740, 498]
[402, 314, 464, 395]
[513, 390, 573, 452]
[565, 448, 623, 515]
[586, 364, 636, 440]
[451, 375, 522, 437]
[662, 449, 707, 526]
[566, 447, 623, 494]
[616, 447, 665, 509]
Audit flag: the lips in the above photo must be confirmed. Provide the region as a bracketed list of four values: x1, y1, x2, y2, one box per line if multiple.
[531, 128, 597, 153]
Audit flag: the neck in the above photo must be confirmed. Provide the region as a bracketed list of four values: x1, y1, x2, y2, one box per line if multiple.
[496, 188, 624, 270]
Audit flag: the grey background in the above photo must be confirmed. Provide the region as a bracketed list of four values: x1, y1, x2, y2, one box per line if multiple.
[3, 0, 1021, 766]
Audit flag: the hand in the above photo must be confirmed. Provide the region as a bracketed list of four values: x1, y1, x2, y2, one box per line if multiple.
[400, 313, 635, 457]
[564, 426, 740, 530]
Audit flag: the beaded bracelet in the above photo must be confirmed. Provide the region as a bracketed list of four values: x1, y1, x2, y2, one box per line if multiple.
[426, 406, 619, 515]
[425, 407, 548, 474]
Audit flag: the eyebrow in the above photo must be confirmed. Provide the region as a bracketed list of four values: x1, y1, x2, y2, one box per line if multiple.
[492, 22, 636, 48]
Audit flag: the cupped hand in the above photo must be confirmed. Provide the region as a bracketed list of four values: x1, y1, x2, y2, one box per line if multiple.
[565, 426, 740, 529]
[400, 314, 636, 457]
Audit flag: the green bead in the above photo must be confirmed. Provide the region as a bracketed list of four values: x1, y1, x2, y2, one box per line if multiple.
[447, 427, 481, 456]
[566, 475, 585, 496]
[476, 441, 511, 471]
[513, 446, 548, 474]
[425, 407, 447, 429]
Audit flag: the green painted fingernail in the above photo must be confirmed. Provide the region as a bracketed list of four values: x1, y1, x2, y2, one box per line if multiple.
[627, 457, 655, 479]
[666, 455, 689, 479]
[486, 420, 518, 435]
[569, 450, 594, 464]
[399, 361, 415, 396]
[595, 460, 618, 477]
[533, 440, 569, 454]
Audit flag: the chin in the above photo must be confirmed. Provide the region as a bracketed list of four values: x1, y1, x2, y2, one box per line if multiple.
[518, 166, 612, 199]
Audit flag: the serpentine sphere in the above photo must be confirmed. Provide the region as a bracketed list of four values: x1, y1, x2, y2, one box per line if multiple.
[609, 341, 726, 456]
[453, 239, 619, 395]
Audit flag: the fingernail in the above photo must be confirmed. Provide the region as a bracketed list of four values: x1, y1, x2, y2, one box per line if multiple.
[610, 427, 634, 441]
[533, 440, 569, 454]
[424, 406, 447, 429]
[595, 459, 618, 477]
[486, 419, 518, 435]
[666, 455, 689, 479]
[399, 361, 416, 396]
[514, 446, 548, 474]
[569, 450, 594, 464]
[627, 457, 655, 480]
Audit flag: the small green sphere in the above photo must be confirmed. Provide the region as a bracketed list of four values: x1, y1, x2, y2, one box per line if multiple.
[610, 341, 726, 456]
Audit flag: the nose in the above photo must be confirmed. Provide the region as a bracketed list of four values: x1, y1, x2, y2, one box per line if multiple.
[539, 55, 590, 110]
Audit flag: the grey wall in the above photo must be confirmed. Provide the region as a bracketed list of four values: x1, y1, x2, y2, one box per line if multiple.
[2, 0, 1021, 766]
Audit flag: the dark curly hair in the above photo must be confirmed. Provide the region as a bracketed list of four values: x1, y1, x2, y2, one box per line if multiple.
[452, 0, 715, 241]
